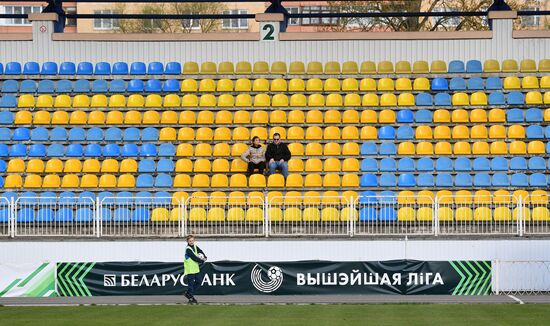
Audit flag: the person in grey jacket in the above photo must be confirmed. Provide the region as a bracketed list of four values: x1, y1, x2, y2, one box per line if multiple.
[241, 136, 267, 176]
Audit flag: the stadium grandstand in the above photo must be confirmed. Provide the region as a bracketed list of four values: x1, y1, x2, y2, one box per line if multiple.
[1, 0, 550, 320]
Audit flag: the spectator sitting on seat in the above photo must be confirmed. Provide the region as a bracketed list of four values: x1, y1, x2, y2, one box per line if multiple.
[265, 133, 291, 178]
[241, 136, 267, 176]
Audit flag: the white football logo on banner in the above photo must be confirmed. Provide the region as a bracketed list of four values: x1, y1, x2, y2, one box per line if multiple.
[251, 265, 283, 293]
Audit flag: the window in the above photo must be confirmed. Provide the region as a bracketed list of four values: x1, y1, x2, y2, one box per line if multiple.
[182, 14, 200, 30]
[1, 6, 42, 25]
[222, 9, 248, 29]
[301, 6, 338, 26]
[65, 7, 77, 27]
[522, 8, 540, 27]
[93, 10, 119, 30]
[287, 7, 299, 26]
[432, 7, 461, 28]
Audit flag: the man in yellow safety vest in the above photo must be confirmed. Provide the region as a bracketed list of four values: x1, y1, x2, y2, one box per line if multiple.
[184, 234, 207, 304]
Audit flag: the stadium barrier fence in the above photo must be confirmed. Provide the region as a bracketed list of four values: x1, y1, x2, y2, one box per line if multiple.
[493, 260, 550, 295]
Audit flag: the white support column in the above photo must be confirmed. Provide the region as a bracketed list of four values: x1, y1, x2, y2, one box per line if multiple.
[28, 13, 57, 60]
[256, 13, 284, 42]
[488, 11, 517, 60]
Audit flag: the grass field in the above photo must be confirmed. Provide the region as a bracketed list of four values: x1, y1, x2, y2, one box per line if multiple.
[1, 304, 550, 326]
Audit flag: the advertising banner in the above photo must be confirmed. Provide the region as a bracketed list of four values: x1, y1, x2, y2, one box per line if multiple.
[0, 262, 56, 297]
[56, 260, 491, 296]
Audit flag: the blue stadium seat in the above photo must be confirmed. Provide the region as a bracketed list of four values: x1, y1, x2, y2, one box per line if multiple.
[135, 191, 153, 203]
[163, 79, 180, 92]
[525, 108, 542, 123]
[37, 80, 55, 93]
[379, 208, 396, 221]
[59, 62, 76, 75]
[359, 208, 377, 221]
[41, 62, 58, 75]
[417, 173, 434, 187]
[0, 128, 9, 141]
[360, 158, 377, 172]
[103, 144, 121, 157]
[55, 208, 74, 222]
[148, 62, 164, 75]
[47, 144, 64, 157]
[66, 144, 83, 157]
[397, 110, 413, 123]
[510, 157, 527, 170]
[397, 158, 415, 172]
[92, 80, 108, 93]
[529, 173, 547, 187]
[76, 61, 94, 75]
[0, 160, 6, 172]
[492, 173, 510, 187]
[13, 128, 30, 141]
[454, 158, 471, 171]
[140, 144, 157, 157]
[123, 128, 140, 141]
[9, 144, 26, 157]
[36, 209, 55, 223]
[116, 192, 133, 204]
[87, 127, 104, 141]
[112, 62, 129, 75]
[435, 157, 453, 171]
[379, 158, 396, 172]
[488, 92, 505, 105]
[50, 128, 68, 141]
[360, 174, 377, 187]
[0, 144, 8, 157]
[378, 126, 395, 140]
[0, 207, 8, 222]
[141, 128, 159, 141]
[431, 78, 448, 91]
[84, 144, 102, 157]
[76, 208, 94, 222]
[379, 191, 396, 203]
[398, 174, 415, 187]
[20, 80, 37, 93]
[473, 173, 490, 187]
[5, 62, 22, 75]
[100, 208, 112, 222]
[138, 159, 156, 173]
[23, 62, 40, 74]
[59, 192, 76, 204]
[74, 79, 90, 93]
[528, 157, 545, 170]
[1, 80, 18, 93]
[29, 144, 46, 157]
[40, 192, 57, 203]
[114, 208, 132, 222]
[157, 159, 174, 172]
[17, 208, 35, 223]
[98, 191, 115, 204]
[434, 93, 451, 106]
[94, 62, 111, 75]
[165, 62, 181, 75]
[130, 62, 146, 75]
[526, 125, 544, 139]
[79, 192, 95, 203]
[158, 143, 175, 157]
[507, 91, 524, 105]
[448, 60, 465, 73]
[511, 173, 529, 187]
[396, 126, 413, 140]
[154, 192, 171, 204]
[360, 142, 377, 155]
[507, 108, 523, 122]
[466, 60, 482, 73]
[417, 157, 434, 171]
[121, 144, 139, 157]
[449, 77, 466, 90]
[473, 157, 491, 171]
[379, 143, 396, 155]
[109, 79, 126, 93]
[455, 173, 473, 187]
[485, 77, 502, 90]
[105, 127, 122, 141]
[69, 128, 85, 141]
[132, 208, 151, 222]
[155, 174, 172, 188]
[20, 192, 38, 204]
[136, 174, 154, 188]
[0, 63, 2, 74]
[467, 77, 484, 90]
[380, 173, 396, 187]
[490, 157, 508, 171]
[1, 191, 17, 202]
[415, 93, 433, 106]
[127, 79, 144, 92]
[145, 79, 162, 92]
[358, 191, 377, 203]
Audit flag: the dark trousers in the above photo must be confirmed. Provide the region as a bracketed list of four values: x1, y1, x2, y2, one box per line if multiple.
[247, 162, 265, 176]
[185, 273, 202, 297]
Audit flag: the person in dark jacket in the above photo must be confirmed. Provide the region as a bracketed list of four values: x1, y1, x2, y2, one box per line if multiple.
[265, 133, 291, 178]
[184, 235, 206, 304]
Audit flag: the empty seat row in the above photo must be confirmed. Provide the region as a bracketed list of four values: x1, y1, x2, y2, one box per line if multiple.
[5, 90, 547, 109]
[432, 76, 549, 91]
[359, 173, 549, 187]
[0, 61, 181, 76]
[1, 79, 181, 94]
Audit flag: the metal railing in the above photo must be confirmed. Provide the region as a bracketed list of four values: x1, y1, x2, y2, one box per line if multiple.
[1, 194, 550, 238]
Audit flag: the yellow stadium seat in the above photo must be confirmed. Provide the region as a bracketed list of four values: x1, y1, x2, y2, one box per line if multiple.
[342, 143, 359, 155]
[289, 143, 304, 156]
[200, 61, 216, 74]
[7, 159, 25, 173]
[306, 110, 323, 123]
[69, 111, 87, 125]
[176, 143, 193, 157]
[15, 111, 32, 125]
[287, 159, 303, 172]
[199, 94, 217, 107]
[64, 159, 82, 173]
[80, 174, 98, 188]
[282, 207, 301, 222]
[322, 158, 340, 172]
[380, 94, 397, 106]
[398, 142, 415, 155]
[306, 78, 323, 91]
[416, 142, 434, 155]
[474, 207, 492, 222]
[358, 61, 375, 74]
[73, 95, 90, 108]
[159, 127, 176, 141]
[377, 61, 393, 74]
[216, 94, 234, 107]
[235, 61, 251, 74]
[494, 207, 512, 221]
[541, 76, 550, 89]
[412, 60, 429, 73]
[342, 78, 358, 91]
[532, 207, 550, 221]
[125, 95, 144, 109]
[379, 109, 396, 123]
[398, 93, 415, 106]
[269, 110, 286, 124]
[502, 59, 518, 72]
[142, 110, 160, 124]
[528, 141, 545, 154]
[305, 126, 322, 140]
[172, 174, 190, 188]
[25, 159, 43, 173]
[253, 61, 269, 74]
[99, 174, 116, 188]
[430, 60, 447, 73]
[182, 61, 198, 74]
[324, 142, 341, 155]
[287, 61, 304, 74]
[180, 79, 198, 92]
[60, 175, 78, 188]
[344, 94, 361, 107]
[451, 109, 468, 123]
[196, 110, 213, 124]
[508, 125, 525, 139]
[341, 110, 359, 124]
[324, 78, 340, 91]
[491, 141, 509, 154]
[286, 110, 304, 124]
[120, 159, 137, 173]
[489, 125, 506, 139]
[324, 110, 341, 124]
[32, 111, 50, 125]
[510, 141, 527, 154]
[44, 159, 62, 173]
[342, 158, 359, 172]
[469, 109, 487, 123]
[483, 59, 500, 72]
[18, 94, 36, 108]
[268, 61, 286, 74]
[249, 174, 266, 188]
[320, 207, 339, 222]
[4, 175, 22, 188]
[413, 77, 430, 91]
[398, 192, 415, 204]
[145, 94, 162, 108]
[395, 61, 411, 74]
[396, 78, 412, 90]
[522, 76, 539, 89]
[288, 78, 305, 92]
[181, 95, 198, 107]
[305, 158, 323, 172]
[123, 110, 141, 124]
[193, 159, 211, 173]
[526, 91, 543, 105]
[304, 174, 322, 187]
[53, 95, 70, 108]
[434, 142, 451, 155]
[437, 207, 454, 221]
[416, 126, 433, 139]
[108, 94, 126, 108]
[539, 59, 550, 72]
[23, 174, 42, 188]
[211, 174, 229, 188]
[360, 110, 376, 124]
[286, 126, 303, 140]
[340, 61, 357, 74]
[398, 207, 415, 222]
[342, 174, 359, 187]
[377, 78, 394, 91]
[362, 94, 379, 106]
[271, 78, 287, 92]
[251, 127, 268, 140]
[488, 109, 505, 122]
[452, 93, 469, 106]
[175, 159, 192, 173]
[87, 111, 105, 125]
[359, 78, 376, 91]
[218, 61, 234, 74]
[213, 127, 231, 141]
[307, 61, 323, 74]
[433, 109, 450, 123]
[191, 174, 209, 188]
[267, 174, 285, 188]
[233, 79, 251, 93]
[531, 190, 548, 205]
[433, 126, 450, 139]
[253, 94, 270, 107]
[455, 207, 473, 221]
[453, 141, 471, 155]
[104, 111, 122, 125]
[471, 125, 488, 139]
[452, 125, 469, 139]
[252, 78, 269, 92]
[470, 92, 487, 105]
[474, 190, 492, 205]
[324, 61, 340, 74]
[342, 126, 359, 140]
[326, 94, 342, 107]
[42, 175, 60, 188]
[282, 174, 301, 188]
[231, 143, 248, 157]
[504, 76, 521, 89]
[195, 127, 213, 141]
[289, 94, 306, 107]
[323, 174, 340, 188]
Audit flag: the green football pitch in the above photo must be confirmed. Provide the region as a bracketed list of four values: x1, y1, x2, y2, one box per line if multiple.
[2, 304, 550, 326]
